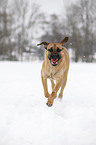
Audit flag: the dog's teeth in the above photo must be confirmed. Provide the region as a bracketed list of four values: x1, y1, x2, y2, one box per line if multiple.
[51, 59, 58, 65]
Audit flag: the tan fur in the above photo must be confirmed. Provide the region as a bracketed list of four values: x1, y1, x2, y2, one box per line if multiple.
[38, 37, 70, 106]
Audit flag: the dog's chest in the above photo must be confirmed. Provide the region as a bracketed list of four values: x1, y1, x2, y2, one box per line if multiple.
[42, 59, 64, 80]
[48, 73, 53, 80]
[47, 67, 60, 80]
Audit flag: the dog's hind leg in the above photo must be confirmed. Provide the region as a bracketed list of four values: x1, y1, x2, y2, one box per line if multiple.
[58, 71, 68, 99]
[41, 76, 50, 98]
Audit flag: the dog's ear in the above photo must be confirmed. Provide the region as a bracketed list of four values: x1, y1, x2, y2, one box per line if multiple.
[37, 42, 49, 49]
[60, 37, 68, 45]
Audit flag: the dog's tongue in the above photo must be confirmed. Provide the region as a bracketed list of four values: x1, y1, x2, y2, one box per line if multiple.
[51, 58, 58, 64]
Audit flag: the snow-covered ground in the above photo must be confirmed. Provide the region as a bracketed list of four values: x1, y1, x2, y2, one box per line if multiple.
[0, 61, 96, 145]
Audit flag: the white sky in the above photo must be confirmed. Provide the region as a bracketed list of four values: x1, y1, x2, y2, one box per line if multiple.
[32, 0, 77, 15]
[9, 0, 77, 15]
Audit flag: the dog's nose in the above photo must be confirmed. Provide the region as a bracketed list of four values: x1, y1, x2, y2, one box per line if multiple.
[51, 53, 59, 59]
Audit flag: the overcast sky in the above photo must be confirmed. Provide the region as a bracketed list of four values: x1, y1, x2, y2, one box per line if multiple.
[33, 0, 77, 15]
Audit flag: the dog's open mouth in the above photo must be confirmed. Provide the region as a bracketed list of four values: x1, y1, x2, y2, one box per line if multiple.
[48, 53, 61, 66]
[51, 58, 58, 66]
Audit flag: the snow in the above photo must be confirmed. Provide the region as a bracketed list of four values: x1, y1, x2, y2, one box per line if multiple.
[0, 61, 96, 145]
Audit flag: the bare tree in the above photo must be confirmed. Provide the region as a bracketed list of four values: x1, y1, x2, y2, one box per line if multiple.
[66, 4, 82, 62]
[0, 0, 14, 60]
[11, 0, 46, 61]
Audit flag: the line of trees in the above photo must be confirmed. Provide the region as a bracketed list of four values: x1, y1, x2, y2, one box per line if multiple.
[0, 0, 96, 62]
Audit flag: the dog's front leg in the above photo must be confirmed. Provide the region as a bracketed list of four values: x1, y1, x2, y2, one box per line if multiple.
[41, 76, 50, 98]
[46, 79, 62, 107]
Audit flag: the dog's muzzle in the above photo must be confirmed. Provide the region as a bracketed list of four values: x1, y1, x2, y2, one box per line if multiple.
[48, 53, 61, 66]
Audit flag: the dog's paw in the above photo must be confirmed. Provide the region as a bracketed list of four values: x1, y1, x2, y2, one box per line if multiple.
[46, 102, 53, 107]
[46, 99, 53, 107]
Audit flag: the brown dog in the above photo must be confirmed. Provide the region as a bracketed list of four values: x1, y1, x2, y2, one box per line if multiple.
[37, 37, 70, 107]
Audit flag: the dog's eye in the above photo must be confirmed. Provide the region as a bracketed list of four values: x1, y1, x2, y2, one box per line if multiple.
[57, 47, 62, 52]
[48, 47, 53, 52]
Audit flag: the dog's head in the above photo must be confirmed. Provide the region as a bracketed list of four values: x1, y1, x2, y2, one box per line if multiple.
[37, 37, 68, 66]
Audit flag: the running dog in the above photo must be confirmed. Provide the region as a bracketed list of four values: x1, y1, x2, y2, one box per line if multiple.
[37, 37, 70, 107]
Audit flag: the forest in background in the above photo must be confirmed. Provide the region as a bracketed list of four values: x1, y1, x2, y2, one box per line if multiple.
[0, 0, 96, 62]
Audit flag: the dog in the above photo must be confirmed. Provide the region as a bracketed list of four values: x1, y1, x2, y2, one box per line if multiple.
[37, 37, 70, 107]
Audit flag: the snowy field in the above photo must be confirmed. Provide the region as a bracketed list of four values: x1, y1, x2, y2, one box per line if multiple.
[0, 61, 96, 145]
